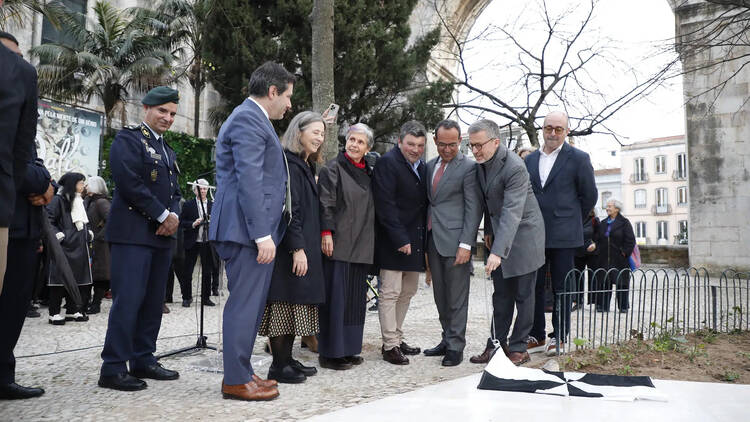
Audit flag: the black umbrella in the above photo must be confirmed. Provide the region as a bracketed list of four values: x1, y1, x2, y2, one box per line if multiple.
[40, 213, 83, 307]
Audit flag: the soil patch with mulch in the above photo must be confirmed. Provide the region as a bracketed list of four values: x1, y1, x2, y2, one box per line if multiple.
[553, 330, 750, 384]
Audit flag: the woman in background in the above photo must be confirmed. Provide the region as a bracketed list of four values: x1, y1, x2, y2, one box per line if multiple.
[593, 199, 635, 313]
[84, 176, 110, 314]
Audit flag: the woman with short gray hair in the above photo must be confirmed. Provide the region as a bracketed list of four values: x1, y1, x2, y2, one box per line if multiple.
[85, 176, 111, 314]
[592, 198, 635, 312]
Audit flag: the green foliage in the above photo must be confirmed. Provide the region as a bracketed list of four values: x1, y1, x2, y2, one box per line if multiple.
[722, 371, 740, 382]
[618, 365, 634, 376]
[99, 130, 214, 197]
[572, 337, 588, 348]
[596, 345, 613, 365]
[201, 0, 452, 145]
[695, 329, 718, 344]
[0, 0, 67, 29]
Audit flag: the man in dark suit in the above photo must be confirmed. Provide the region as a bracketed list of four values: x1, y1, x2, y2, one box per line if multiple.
[423, 120, 482, 366]
[99, 87, 183, 391]
[372, 121, 429, 365]
[0, 32, 37, 288]
[524, 111, 597, 356]
[179, 179, 216, 307]
[0, 32, 56, 400]
[468, 119, 545, 366]
[209, 62, 295, 401]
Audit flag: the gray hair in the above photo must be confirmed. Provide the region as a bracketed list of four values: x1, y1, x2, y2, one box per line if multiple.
[468, 119, 501, 140]
[607, 198, 624, 212]
[347, 123, 374, 148]
[192, 178, 209, 196]
[398, 120, 427, 141]
[86, 176, 108, 196]
[280, 111, 326, 164]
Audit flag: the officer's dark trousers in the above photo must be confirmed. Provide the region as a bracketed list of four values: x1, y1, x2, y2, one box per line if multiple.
[0, 239, 36, 384]
[182, 242, 216, 300]
[530, 248, 576, 342]
[101, 243, 170, 376]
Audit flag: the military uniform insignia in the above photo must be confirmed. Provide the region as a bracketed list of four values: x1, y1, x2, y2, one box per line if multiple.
[140, 123, 151, 139]
[151, 169, 158, 181]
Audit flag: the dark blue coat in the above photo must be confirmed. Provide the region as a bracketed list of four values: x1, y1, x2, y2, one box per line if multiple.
[372, 146, 427, 272]
[525, 142, 597, 249]
[106, 123, 182, 249]
[180, 199, 212, 250]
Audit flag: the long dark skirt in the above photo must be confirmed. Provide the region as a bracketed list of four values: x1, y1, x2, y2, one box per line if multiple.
[317, 259, 369, 358]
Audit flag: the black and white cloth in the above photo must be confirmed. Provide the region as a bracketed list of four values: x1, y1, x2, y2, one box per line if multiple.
[478, 352, 666, 401]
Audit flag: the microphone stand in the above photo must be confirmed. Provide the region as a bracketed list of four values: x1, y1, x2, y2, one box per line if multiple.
[157, 182, 218, 359]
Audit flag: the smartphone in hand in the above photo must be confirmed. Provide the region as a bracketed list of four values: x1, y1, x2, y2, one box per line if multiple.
[323, 103, 339, 124]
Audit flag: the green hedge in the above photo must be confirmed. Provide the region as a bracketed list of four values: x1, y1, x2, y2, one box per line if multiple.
[99, 131, 216, 199]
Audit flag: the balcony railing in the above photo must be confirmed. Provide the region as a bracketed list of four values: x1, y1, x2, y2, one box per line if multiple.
[673, 170, 688, 181]
[652, 204, 672, 216]
[629, 172, 649, 184]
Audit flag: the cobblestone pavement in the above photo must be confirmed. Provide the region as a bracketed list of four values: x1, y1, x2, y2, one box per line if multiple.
[2, 262, 555, 421]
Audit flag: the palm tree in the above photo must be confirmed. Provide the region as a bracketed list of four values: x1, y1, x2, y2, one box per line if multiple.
[30, 1, 173, 134]
[151, 0, 213, 137]
[0, 0, 65, 30]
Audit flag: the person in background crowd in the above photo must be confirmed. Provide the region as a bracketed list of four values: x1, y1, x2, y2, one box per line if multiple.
[524, 111, 597, 356]
[372, 120, 429, 365]
[422, 119, 482, 367]
[260, 111, 325, 384]
[179, 179, 217, 307]
[573, 209, 599, 310]
[165, 197, 186, 313]
[46, 172, 92, 324]
[317, 123, 376, 371]
[84, 176, 111, 315]
[594, 199, 635, 313]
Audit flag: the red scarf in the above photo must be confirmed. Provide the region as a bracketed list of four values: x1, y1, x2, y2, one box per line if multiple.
[345, 152, 365, 169]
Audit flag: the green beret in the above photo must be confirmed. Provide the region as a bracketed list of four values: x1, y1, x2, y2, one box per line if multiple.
[142, 86, 179, 106]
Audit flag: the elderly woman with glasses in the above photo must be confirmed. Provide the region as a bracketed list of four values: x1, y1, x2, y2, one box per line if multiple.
[316, 123, 376, 371]
[592, 198, 635, 313]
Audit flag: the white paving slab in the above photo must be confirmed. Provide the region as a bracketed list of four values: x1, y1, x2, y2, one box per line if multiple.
[306, 373, 750, 422]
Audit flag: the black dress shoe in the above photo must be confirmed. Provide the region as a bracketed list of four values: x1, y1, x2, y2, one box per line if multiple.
[87, 303, 101, 315]
[98, 373, 147, 391]
[319, 356, 353, 370]
[130, 363, 179, 381]
[0, 382, 45, 399]
[423, 341, 447, 356]
[289, 359, 317, 376]
[203, 298, 216, 306]
[442, 350, 463, 367]
[182, 299, 191, 307]
[268, 364, 306, 384]
[344, 355, 364, 365]
[212, 289, 219, 296]
[399, 342, 420, 355]
[382, 346, 409, 365]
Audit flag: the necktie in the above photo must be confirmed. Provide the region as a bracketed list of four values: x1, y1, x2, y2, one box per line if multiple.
[159, 137, 169, 166]
[428, 160, 447, 231]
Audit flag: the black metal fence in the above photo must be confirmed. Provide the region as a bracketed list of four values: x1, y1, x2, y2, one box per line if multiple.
[553, 267, 749, 354]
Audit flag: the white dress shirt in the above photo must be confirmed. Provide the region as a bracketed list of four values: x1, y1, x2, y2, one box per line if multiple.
[539, 142, 564, 187]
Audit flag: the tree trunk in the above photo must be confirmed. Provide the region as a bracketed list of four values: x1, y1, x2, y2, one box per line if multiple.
[311, 0, 336, 161]
[193, 58, 202, 137]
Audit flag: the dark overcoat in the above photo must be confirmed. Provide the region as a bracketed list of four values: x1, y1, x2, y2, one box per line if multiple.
[85, 194, 111, 281]
[46, 194, 92, 286]
[371, 146, 427, 272]
[318, 152, 375, 265]
[180, 199, 213, 250]
[596, 213, 635, 271]
[267, 150, 325, 305]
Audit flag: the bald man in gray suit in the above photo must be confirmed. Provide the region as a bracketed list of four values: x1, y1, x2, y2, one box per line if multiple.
[469, 119, 545, 366]
[423, 120, 483, 367]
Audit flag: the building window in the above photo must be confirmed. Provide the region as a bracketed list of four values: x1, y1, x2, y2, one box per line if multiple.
[677, 186, 688, 205]
[634, 189, 647, 208]
[675, 153, 688, 180]
[42, 0, 87, 47]
[657, 221, 669, 241]
[634, 157, 646, 182]
[678, 220, 688, 244]
[601, 191, 612, 209]
[656, 188, 668, 207]
[655, 155, 666, 174]
[635, 221, 647, 239]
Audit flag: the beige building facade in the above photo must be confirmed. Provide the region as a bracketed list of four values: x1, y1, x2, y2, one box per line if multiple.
[620, 135, 689, 246]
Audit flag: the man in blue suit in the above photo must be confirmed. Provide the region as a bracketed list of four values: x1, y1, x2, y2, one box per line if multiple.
[524, 111, 597, 356]
[209, 62, 295, 401]
[99, 87, 183, 391]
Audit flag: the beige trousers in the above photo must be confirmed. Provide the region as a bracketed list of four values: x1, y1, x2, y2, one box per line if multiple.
[378, 269, 419, 350]
[0, 227, 7, 294]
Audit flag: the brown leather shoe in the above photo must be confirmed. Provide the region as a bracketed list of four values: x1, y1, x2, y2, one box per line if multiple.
[301, 335, 318, 353]
[470, 342, 506, 364]
[252, 374, 278, 388]
[382, 346, 409, 365]
[508, 351, 530, 366]
[221, 381, 279, 401]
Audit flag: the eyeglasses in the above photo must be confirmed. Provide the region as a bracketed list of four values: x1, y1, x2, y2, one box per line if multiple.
[469, 138, 496, 151]
[437, 142, 459, 149]
[543, 126, 566, 135]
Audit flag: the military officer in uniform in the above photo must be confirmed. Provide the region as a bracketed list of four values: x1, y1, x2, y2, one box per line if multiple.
[99, 86, 183, 391]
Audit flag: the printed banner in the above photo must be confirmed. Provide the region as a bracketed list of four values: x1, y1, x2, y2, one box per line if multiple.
[36, 99, 103, 180]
